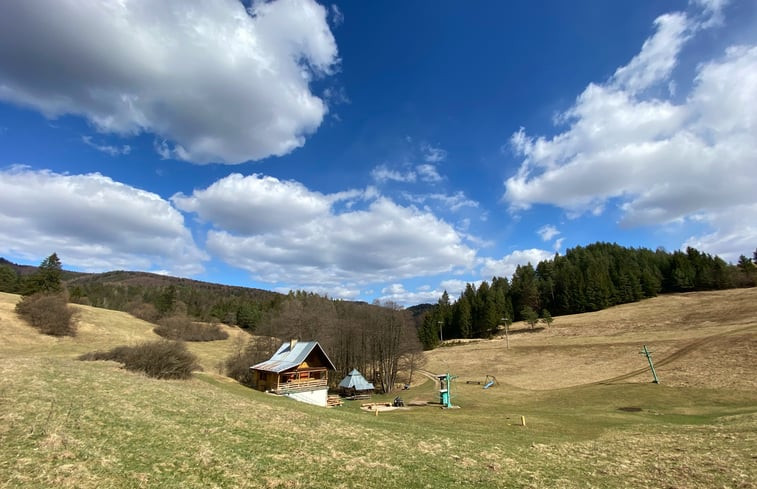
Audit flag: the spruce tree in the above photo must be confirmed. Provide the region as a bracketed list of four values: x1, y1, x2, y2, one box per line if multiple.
[0, 265, 19, 293]
[541, 309, 554, 328]
[22, 253, 63, 295]
[455, 294, 472, 339]
[521, 306, 539, 330]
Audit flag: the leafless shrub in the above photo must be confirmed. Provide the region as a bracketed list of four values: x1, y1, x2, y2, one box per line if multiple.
[125, 300, 161, 323]
[78, 345, 132, 363]
[153, 314, 228, 342]
[79, 340, 200, 379]
[223, 336, 279, 386]
[15, 293, 76, 337]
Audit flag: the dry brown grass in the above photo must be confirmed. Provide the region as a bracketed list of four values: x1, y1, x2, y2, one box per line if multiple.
[1, 290, 756, 488]
[425, 288, 757, 390]
[0, 292, 248, 371]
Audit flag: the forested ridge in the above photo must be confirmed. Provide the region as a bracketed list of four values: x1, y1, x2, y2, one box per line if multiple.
[418, 243, 757, 349]
[0, 265, 282, 329]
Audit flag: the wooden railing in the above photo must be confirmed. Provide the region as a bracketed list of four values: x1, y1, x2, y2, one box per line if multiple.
[275, 378, 327, 394]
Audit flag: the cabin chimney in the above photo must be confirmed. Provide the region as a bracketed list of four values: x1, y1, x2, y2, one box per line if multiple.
[289, 338, 298, 350]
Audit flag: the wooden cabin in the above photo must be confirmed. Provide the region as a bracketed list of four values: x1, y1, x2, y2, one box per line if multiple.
[250, 340, 336, 406]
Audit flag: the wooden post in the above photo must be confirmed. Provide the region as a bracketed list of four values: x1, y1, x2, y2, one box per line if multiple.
[640, 345, 660, 384]
[520, 416, 526, 427]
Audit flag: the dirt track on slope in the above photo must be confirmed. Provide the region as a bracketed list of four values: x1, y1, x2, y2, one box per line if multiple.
[595, 323, 757, 385]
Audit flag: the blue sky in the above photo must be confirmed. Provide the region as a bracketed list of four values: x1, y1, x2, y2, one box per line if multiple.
[1, 0, 755, 305]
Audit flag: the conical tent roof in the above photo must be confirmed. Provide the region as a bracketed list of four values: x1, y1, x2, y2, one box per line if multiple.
[338, 369, 374, 391]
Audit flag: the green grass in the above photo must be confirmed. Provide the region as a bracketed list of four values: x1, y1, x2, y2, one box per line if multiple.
[1, 292, 756, 488]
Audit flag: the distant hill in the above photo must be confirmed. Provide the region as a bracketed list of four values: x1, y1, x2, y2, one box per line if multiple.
[0, 257, 285, 326]
[406, 303, 434, 317]
[1, 257, 435, 314]
[0, 256, 86, 281]
[406, 303, 435, 330]
[65, 269, 280, 303]
[1, 257, 280, 302]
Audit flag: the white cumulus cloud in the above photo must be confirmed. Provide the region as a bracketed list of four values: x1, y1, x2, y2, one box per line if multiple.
[377, 283, 445, 305]
[0, 167, 206, 274]
[175, 174, 477, 288]
[439, 279, 470, 298]
[504, 4, 757, 260]
[0, 0, 338, 164]
[480, 249, 554, 280]
[172, 173, 333, 235]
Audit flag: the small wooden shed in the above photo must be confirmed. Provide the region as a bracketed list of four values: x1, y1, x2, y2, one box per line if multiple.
[250, 340, 335, 406]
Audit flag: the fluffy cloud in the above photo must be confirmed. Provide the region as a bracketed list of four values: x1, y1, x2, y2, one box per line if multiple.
[480, 249, 554, 280]
[172, 173, 333, 235]
[611, 13, 690, 94]
[682, 203, 757, 262]
[0, 0, 338, 164]
[378, 283, 443, 305]
[439, 279, 471, 298]
[504, 5, 757, 259]
[175, 173, 476, 287]
[0, 167, 206, 274]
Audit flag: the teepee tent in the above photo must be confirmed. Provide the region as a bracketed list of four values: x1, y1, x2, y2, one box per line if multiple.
[338, 369, 374, 394]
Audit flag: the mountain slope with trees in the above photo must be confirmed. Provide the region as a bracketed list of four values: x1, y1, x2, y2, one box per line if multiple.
[418, 243, 757, 349]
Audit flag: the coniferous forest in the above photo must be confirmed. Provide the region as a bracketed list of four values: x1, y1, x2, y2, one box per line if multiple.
[417, 243, 757, 349]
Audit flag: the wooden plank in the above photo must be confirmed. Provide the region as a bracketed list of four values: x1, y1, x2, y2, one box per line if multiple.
[360, 402, 392, 409]
[327, 395, 343, 407]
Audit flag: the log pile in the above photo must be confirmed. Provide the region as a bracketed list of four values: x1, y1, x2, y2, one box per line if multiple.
[327, 395, 343, 407]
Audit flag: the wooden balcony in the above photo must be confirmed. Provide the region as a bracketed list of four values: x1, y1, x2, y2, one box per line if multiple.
[274, 378, 327, 394]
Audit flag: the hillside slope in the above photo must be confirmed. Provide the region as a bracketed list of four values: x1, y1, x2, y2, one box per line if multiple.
[0, 292, 249, 371]
[1, 290, 755, 488]
[424, 288, 757, 391]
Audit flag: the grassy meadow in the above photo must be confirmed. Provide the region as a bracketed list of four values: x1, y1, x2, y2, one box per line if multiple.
[1, 290, 756, 488]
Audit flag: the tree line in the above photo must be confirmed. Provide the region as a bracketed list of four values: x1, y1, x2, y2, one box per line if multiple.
[418, 243, 757, 349]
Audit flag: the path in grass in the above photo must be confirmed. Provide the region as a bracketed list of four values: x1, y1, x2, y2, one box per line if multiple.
[595, 322, 757, 385]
